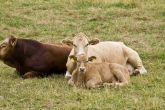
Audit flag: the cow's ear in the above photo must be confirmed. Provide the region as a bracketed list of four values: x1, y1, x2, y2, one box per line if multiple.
[69, 55, 77, 62]
[89, 38, 100, 45]
[88, 56, 96, 62]
[61, 39, 73, 46]
[9, 35, 17, 47]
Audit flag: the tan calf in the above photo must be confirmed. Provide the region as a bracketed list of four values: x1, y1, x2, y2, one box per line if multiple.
[68, 54, 130, 89]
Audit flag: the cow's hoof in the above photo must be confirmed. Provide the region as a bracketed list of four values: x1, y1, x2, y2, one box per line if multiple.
[14, 70, 20, 75]
[65, 76, 72, 80]
[133, 69, 140, 76]
[65, 72, 72, 80]
[65, 74, 72, 80]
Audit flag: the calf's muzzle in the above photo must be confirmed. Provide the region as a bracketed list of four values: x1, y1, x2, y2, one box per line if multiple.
[79, 67, 85, 72]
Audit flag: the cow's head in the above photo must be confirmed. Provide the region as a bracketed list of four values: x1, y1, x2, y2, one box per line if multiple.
[61, 32, 100, 55]
[0, 35, 17, 60]
[69, 54, 96, 74]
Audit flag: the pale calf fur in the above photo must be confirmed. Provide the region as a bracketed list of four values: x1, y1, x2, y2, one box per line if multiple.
[62, 32, 147, 79]
[68, 54, 130, 88]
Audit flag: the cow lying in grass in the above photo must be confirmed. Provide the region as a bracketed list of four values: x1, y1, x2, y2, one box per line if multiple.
[0, 35, 72, 78]
[68, 54, 130, 88]
[62, 32, 147, 79]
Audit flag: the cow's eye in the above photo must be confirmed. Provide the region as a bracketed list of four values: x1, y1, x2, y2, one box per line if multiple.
[86, 61, 88, 63]
[77, 61, 79, 63]
[86, 44, 89, 47]
[1, 46, 6, 48]
[73, 44, 77, 47]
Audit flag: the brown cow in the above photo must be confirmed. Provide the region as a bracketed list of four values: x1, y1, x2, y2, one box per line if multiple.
[0, 35, 72, 78]
[68, 54, 130, 88]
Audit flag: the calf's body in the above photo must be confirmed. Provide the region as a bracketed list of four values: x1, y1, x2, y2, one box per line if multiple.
[68, 54, 130, 88]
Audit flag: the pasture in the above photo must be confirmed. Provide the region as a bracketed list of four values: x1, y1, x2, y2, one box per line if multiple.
[0, 0, 165, 109]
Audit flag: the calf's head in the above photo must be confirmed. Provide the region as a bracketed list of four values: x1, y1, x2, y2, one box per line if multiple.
[0, 35, 17, 60]
[61, 32, 100, 55]
[69, 54, 96, 74]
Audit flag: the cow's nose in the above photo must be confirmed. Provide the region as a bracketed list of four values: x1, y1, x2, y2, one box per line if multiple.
[80, 67, 85, 72]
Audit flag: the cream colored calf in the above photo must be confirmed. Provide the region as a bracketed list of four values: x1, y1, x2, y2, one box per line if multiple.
[68, 54, 130, 88]
[62, 32, 147, 79]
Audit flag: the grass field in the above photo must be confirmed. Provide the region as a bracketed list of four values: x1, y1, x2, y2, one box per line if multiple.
[0, 0, 165, 109]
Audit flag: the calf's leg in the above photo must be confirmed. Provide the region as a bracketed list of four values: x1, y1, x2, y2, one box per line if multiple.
[103, 82, 114, 86]
[112, 69, 129, 86]
[68, 78, 74, 86]
[103, 81, 128, 88]
[86, 79, 103, 89]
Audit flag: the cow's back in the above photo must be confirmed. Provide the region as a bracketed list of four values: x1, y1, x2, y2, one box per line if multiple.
[14, 40, 72, 76]
[87, 41, 127, 65]
[42, 43, 72, 73]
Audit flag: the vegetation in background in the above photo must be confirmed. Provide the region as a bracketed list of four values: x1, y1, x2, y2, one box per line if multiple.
[0, 0, 165, 109]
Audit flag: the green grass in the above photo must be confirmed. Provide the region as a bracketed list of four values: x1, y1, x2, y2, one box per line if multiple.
[0, 0, 165, 109]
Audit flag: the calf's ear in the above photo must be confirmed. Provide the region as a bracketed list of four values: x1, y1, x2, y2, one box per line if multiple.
[88, 56, 96, 62]
[89, 38, 100, 45]
[9, 35, 17, 47]
[61, 39, 73, 46]
[69, 55, 77, 62]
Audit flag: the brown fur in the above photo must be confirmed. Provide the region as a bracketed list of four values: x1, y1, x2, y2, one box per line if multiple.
[68, 54, 130, 88]
[0, 35, 72, 78]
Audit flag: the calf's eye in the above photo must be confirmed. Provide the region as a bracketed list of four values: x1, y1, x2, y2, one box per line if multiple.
[2, 46, 6, 48]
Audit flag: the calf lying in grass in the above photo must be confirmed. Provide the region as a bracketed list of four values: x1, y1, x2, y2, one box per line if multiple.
[68, 54, 130, 88]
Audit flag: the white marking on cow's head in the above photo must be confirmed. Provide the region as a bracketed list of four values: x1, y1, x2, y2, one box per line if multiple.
[61, 32, 100, 56]
[73, 33, 89, 55]
[0, 35, 17, 60]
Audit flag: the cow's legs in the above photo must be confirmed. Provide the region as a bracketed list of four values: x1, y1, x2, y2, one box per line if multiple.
[22, 71, 40, 79]
[14, 70, 20, 75]
[124, 46, 147, 75]
[65, 71, 72, 79]
[125, 63, 134, 75]
[65, 61, 76, 79]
